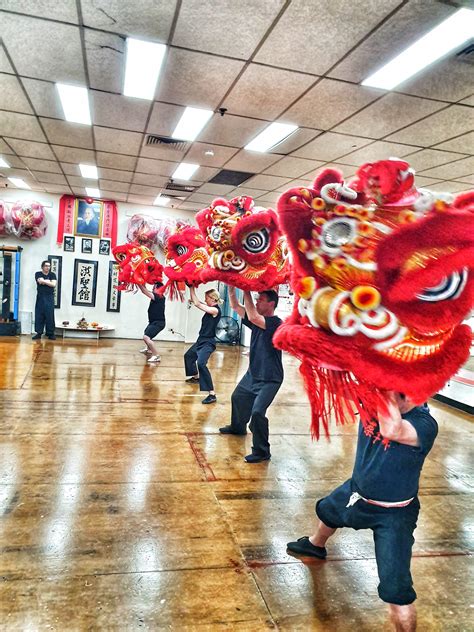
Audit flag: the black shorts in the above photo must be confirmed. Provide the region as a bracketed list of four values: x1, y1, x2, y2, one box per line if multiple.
[316, 479, 420, 605]
[144, 320, 166, 339]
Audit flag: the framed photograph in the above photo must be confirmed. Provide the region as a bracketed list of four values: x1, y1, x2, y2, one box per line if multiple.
[99, 239, 110, 256]
[47, 254, 62, 309]
[82, 238, 93, 254]
[107, 261, 121, 313]
[72, 259, 98, 307]
[74, 199, 103, 238]
[63, 235, 75, 252]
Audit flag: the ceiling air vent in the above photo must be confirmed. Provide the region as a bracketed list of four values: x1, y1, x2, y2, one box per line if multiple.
[145, 135, 189, 151]
[164, 181, 196, 194]
[455, 41, 474, 64]
[209, 169, 255, 186]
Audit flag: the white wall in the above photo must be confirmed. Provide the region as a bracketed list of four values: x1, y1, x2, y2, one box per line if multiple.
[0, 191, 214, 341]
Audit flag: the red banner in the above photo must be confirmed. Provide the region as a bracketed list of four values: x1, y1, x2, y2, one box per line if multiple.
[102, 200, 118, 248]
[57, 195, 75, 244]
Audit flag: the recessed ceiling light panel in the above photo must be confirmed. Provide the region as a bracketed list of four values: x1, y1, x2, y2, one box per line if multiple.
[79, 164, 98, 179]
[245, 122, 298, 153]
[172, 163, 199, 181]
[56, 84, 91, 125]
[123, 38, 167, 100]
[172, 107, 213, 141]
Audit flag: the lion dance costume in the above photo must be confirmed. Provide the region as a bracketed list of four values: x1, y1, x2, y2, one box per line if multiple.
[112, 242, 163, 291]
[274, 159, 474, 440]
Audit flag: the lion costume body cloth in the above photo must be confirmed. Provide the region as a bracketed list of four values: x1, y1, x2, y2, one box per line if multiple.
[274, 159, 474, 440]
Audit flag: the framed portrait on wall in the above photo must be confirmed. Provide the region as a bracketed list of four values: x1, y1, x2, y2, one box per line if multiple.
[47, 254, 62, 309]
[99, 239, 110, 256]
[107, 261, 121, 313]
[74, 199, 103, 238]
[82, 238, 93, 254]
[63, 235, 75, 252]
[72, 259, 98, 307]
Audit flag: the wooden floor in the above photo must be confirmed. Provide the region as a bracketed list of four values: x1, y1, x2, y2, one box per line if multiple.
[0, 337, 472, 631]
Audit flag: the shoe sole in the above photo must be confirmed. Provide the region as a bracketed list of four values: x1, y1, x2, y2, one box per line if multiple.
[286, 546, 326, 559]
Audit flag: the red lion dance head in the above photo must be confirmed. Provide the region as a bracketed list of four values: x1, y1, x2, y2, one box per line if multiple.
[126, 214, 160, 249]
[195, 195, 289, 291]
[112, 242, 163, 291]
[8, 200, 47, 239]
[274, 159, 474, 439]
[156, 222, 209, 300]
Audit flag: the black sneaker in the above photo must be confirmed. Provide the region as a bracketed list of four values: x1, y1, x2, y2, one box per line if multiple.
[202, 394, 217, 405]
[286, 536, 327, 559]
[219, 425, 247, 436]
[32, 334, 42, 340]
[47, 335, 57, 340]
[244, 453, 271, 463]
[186, 376, 200, 383]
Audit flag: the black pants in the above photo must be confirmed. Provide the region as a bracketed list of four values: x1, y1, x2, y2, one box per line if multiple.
[184, 339, 216, 391]
[35, 294, 55, 336]
[230, 370, 282, 457]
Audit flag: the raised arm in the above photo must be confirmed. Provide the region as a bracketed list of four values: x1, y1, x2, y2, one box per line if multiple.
[227, 285, 245, 319]
[243, 291, 265, 329]
[378, 392, 420, 447]
[138, 284, 154, 300]
[190, 286, 218, 316]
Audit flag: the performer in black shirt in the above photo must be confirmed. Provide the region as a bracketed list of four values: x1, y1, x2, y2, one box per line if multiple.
[184, 287, 222, 404]
[220, 287, 283, 463]
[138, 282, 166, 362]
[33, 260, 57, 340]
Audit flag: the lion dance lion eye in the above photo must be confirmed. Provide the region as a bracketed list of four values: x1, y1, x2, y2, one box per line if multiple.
[416, 269, 468, 302]
[321, 219, 355, 249]
[176, 245, 188, 257]
[242, 228, 270, 253]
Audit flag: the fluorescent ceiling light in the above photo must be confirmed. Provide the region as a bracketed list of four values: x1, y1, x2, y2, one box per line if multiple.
[362, 8, 474, 90]
[123, 38, 166, 100]
[79, 164, 98, 179]
[153, 195, 170, 206]
[56, 84, 91, 125]
[8, 177, 30, 189]
[172, 163, 199, 180]
[172, 107, 213, 141]
[86, 187, 100, 198]
[245, 122, 298, 152]
[0, 157, 10, 168]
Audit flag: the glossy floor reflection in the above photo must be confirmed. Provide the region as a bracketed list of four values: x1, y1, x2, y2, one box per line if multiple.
[0, 337, 472, 630]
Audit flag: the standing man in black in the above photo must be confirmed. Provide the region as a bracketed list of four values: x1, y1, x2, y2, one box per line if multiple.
[33, 260, 57, 340]
[220, 287, 283, 463]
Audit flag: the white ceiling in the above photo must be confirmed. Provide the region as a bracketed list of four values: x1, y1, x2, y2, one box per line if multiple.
[0, 0, 473, 210]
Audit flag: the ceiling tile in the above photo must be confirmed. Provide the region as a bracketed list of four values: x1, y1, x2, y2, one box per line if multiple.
[224, 150, 281, 172]
[254, 0, 400, 74]
[139, 142, 187, 162]
[60, 163, 80, 176]
[127, 194, 156, 205]
[99, 179, 130, 193]
[43, 183, 72, 194]
[0, 139, 15, 154]
[426, 181, 470, 194]
[20, 157, 62, 173]
[71, 186, 87, 196]
[0, 74, 33, 114]
[336, 141, 420, 166]
[335, 94, 446, 138]
[292, 132, 371, 161]
[173, 0, 285, 59]
[100, 190, 128, 202]
[156, 48, 244, 109]
[415, 157, 474, 181]
[197, 114, 266, 148]
[184, 143, 239, 168]
[229, 187, 270, 199]
[0, 0, 79, 21]
[21, 78, 63, 118]
[187, 192, 219, 204]
[176, 201, 200, 211]
[2, 14, 85, 83]
[52, 146, 95, 163]
[454, 175, 474, 185]
[254, 191, 281, 205]
[91, 91, 150, 132]
[269, 128, 321, 155]
[329, 2, 455, 83]
[32, 171, 68, 185]
[398, 57, 474, 103]
[0, 154, 25, 168]
[94, 126, 142, 155]
[198, 183, 235, 195]
[3, 167, 32, 181]
[387, 105, 474, 146]
[460, 96, 474, 106]
[84, 29, 125, 94]
[129, 183, 162, 196]
[98, 168, 134, 182]
[66, 175, 98, 187]
[189, 166, 219, 183]
[136, 157, 177, 176]
[42, 119, 93, 148]
[81, 0, 177, 40]
[284, 79, 382, 130]
[132, 173, 168, 187]
[0, 47, 14, 73]
[305, 163, 358, 180]
[433, 131, 474, 155]
[97, 152, 137, 170]
[0, 111, 46, 141]
[402, 149, 470, 173]
[413, 175, 444, 187]
[147, 102, 185, 137]
[263, 156, 325, 178]
[243, 173, 291, 191]
[224, 64, 315, 120]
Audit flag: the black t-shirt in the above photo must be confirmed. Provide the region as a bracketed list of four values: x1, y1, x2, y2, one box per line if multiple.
[198, 306, 221, 341]
[35, 271, 56, 297]
[352, 403, 438, 502]
[242, 314, 283, 383]
[148, 282, 166, 322]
